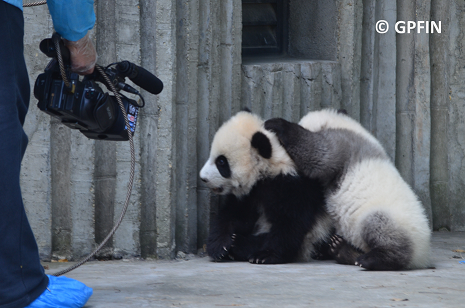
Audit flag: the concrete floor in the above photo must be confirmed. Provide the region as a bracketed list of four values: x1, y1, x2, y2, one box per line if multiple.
[43, 232, 465, 308]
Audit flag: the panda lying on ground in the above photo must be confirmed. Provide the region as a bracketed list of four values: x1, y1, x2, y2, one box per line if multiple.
[200, 110, 333, 264]
[265, 109, 431, 270]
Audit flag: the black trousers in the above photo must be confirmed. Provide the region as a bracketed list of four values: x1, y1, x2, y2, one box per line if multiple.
[0, 2, 49, 307]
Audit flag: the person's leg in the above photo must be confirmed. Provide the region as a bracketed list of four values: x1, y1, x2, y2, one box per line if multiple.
[0, 3, 49, 307]
[1, 4, 93, 308]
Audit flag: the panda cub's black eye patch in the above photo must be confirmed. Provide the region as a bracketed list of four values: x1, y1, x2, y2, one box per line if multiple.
[215, 155, 231, 178]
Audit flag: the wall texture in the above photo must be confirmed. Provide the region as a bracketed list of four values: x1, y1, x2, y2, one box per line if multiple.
[20, 0, 465, 261]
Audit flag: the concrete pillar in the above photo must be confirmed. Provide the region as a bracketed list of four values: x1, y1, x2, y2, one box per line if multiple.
[112, 0, 143, 258]
[196, 0, 216, 254]
[49, 121, 72, 259]
[146, 0, 178, 259]
[430, 0, 451, 231]
[139, 0, 161, 259]
[447, 0, 465, 231]
[94, 0, 117, 259]
[396, 0, 432, 226]
[336, 0, 363, 120]
[219, 0, 243, 120]
[69, 131, 95, 259]
[360, 0, 397, 161]
[175, 0, 200, 254]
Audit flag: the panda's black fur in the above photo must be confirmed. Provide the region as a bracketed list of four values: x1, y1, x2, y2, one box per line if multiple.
[207, 174, 330, 264]
[200, 111, 333, 264]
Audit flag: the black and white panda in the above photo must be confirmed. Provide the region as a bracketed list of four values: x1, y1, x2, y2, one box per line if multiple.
[199, 110, 333, 264]
[265, 109, 431, 270]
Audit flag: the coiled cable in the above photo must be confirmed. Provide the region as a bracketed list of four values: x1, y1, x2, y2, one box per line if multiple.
[22, 1, 138, 275]
[52, 65, 137, 276]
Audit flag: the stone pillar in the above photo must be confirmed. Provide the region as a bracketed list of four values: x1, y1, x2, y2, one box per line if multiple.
[141, 0, 178, 259]
[94, 0, 117, 259]
[430, 0, 451, 230]
[336, 0, 363, 120]
[396, 0, 432, 226]
[447, 0, 465, 231]
[360, 0, 397, 160]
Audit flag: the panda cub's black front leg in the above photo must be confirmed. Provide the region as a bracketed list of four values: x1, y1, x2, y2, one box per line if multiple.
[206, 196, 242, 261]
[247, 225, 305, 264]
[228, 233, 266, 261]
[207, 194, 260, 262]
[206, 224, 234, 261]
[247, 238, 298, 264]
[229, 231, 287, 264]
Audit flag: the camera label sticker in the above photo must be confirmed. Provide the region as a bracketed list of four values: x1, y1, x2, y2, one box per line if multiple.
[126, 105, 139, 133]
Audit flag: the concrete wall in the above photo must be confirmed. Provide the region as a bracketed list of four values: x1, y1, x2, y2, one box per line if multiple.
[443, 0, 465, 231]
[20, 0, 465, 261]
[22, 0, 242, 261]
[338, 0, 465, 232]
[288, 0, 337, 60]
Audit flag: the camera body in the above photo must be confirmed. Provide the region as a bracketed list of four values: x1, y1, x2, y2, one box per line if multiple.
[34, 59, 138, 141]
[33, 36, 163, 141]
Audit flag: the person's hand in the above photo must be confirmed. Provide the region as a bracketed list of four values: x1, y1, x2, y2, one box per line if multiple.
[64, 33, 97, 75]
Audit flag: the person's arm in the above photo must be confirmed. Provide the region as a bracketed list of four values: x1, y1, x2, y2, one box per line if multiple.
[47, 0, 97, 74]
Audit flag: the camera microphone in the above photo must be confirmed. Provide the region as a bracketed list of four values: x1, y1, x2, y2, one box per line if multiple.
[116, 61, 163, 95]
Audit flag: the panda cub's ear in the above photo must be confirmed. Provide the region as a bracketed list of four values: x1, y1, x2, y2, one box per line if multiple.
[251, 132, 272, 159]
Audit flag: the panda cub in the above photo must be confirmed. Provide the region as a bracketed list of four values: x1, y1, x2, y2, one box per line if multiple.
[265, 109, 431, 270]
[200, 110, 333, 264]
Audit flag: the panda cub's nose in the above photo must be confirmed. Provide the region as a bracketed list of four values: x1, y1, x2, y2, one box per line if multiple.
[200, 177, 209, 183]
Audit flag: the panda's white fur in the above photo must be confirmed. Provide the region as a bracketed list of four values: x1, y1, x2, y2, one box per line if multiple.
[200, 111, 297, 197]
[299, 109, 431, 269]
[265, 108, 431, 270]
[200, 111, 333, 263]
[299, 109, 382, 147]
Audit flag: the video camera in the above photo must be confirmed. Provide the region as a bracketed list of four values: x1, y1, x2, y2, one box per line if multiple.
[34, 34, 163, 141]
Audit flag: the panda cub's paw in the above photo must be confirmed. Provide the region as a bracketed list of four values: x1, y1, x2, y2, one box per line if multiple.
[264, 118, 294, 148]
[329, 234, 363, 266]
[329, 234, 345, 253]
[311, 239, 334, 260]
[207, 234, 234, 262]
[209, 246, 232, 262]
[248, 251, 283, 264]
[355, 249, 405, 271]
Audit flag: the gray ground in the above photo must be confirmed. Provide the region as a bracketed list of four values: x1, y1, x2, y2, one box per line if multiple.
[43, 232, 465, 308]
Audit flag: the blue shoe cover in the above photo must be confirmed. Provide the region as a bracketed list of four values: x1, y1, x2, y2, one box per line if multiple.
[26, 275, 93, 308]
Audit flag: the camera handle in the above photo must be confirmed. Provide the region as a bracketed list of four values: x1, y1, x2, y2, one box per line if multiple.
[46, 34, 138, 277]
